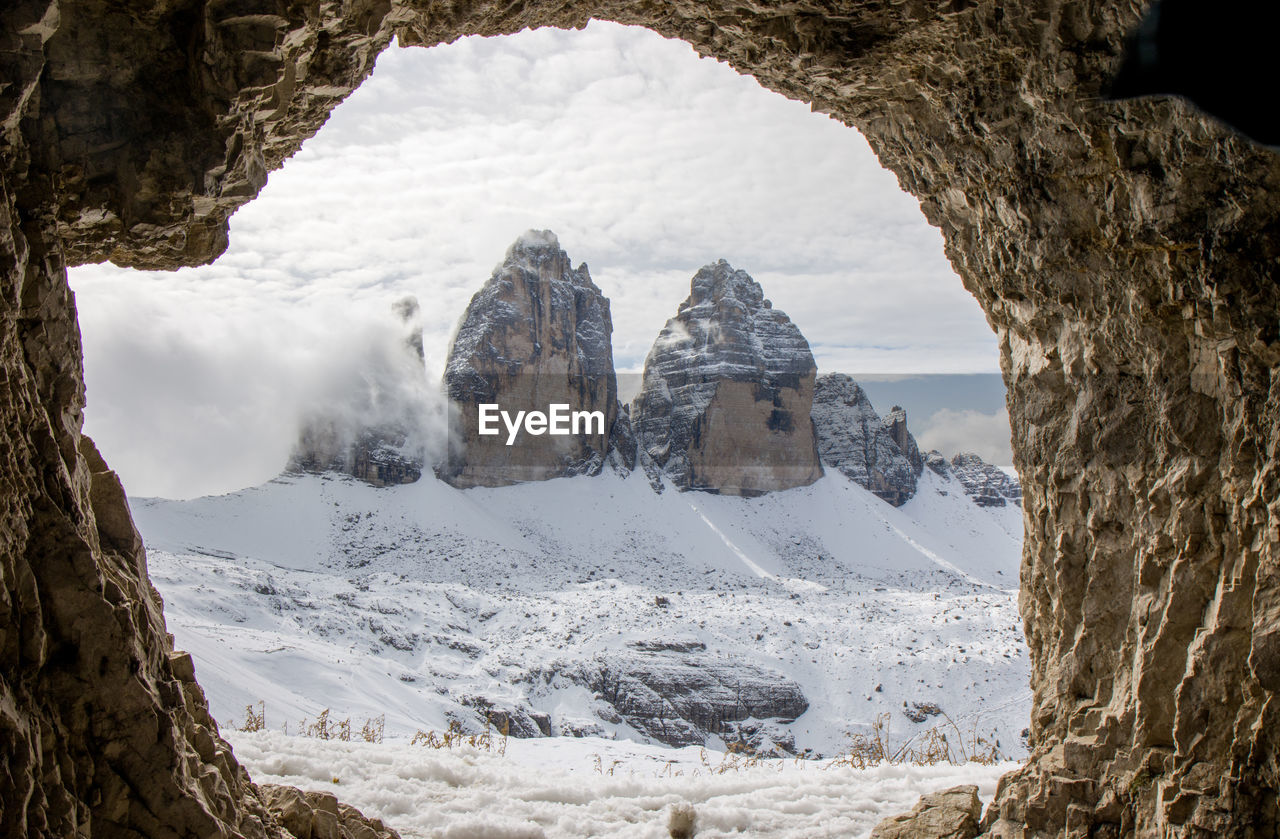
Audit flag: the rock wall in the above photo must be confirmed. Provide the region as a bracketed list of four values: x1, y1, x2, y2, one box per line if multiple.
[633, 260, 822, 495]
[442, 231, 618, 487]
[4, 0, 1280, 836]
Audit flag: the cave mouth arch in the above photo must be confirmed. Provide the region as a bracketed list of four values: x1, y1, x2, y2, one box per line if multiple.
[68, 17, 1028, 771]
[6, 1, 1280, 837]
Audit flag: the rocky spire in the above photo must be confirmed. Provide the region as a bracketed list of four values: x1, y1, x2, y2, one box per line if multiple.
[882, 405, 924, 475]
[442, 230, 620, 487]
[811, 374, 919, 506]
[632, 260, 822, 495]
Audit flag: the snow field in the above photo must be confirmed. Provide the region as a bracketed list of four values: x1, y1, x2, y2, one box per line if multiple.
[227, 729, 1018, 839]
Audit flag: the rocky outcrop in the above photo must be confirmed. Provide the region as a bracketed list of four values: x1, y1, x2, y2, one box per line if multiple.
[632, 261, 821, 496]
[7, 0, 1280, 835]
[871, 785, 983, 839]
[259, 784, 401, 839]
[883, 406, 924, 475]
[947, 452, 1022, 509]
[924, 451, 952, 480]
[442, 231, 618, 487]
[288, 297, 426, 487]
[580, 643, 808, 748]
[812, 373, 919, 506]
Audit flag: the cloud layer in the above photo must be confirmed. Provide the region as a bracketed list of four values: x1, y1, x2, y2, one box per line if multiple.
[70, 22, 1002, 497]
[916, 409, 1014, 467]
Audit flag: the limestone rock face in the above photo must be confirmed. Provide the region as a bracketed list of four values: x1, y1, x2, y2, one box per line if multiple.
[8, 0, 1280, 835]
[947, 452, 1022, 509]
[259, 784, 402, 839]
[443, 231, 618, 487]
[812, 373, 919, 506]
[632, 261, 822, 495]
[288, 297, 426, 486]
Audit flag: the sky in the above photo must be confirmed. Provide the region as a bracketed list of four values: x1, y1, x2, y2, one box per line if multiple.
[69, 21, 1010, 499]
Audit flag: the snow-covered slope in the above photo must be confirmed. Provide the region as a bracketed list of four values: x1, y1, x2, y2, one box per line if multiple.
[133, 466, 1030, 759]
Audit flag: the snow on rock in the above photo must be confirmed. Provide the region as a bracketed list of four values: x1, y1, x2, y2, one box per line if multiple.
[442, 231, 622, 487]
[940, 452, 1022, 509]
[224, 729, 1019, 839]
[811, 374, 920, 506]
[632, 261, 821, 496]
[132, 466, 1029, 762]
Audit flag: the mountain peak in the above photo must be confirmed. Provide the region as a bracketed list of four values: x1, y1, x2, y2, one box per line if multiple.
[443, 233, 622, 487]
[686, 259, 767, 310]
[633, 263, 820, 496]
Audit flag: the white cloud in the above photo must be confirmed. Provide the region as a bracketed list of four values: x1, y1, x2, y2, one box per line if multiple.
[916, 408, 1013, 466]
[69, 21, 1000, 498]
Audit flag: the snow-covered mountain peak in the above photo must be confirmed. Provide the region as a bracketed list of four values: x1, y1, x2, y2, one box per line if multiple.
[684, 259, 767, 311]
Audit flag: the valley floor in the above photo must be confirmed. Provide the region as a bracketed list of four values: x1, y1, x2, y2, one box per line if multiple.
[135, 467, 1030, 757]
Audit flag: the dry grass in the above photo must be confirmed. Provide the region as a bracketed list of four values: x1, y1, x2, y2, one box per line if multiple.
[234, 702, 383, 743]
[411, 716, 509, 756]
[238, 701, 266, 733]
[826, 711, 1005, 770]
[232, 699, 1003, 774]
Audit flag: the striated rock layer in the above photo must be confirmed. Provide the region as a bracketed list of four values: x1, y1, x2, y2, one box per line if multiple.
[633, 260, 822, 496]
[812, 373, 921, 506]
[5, 0, 1280, 836]
[442, 231, 618, 487]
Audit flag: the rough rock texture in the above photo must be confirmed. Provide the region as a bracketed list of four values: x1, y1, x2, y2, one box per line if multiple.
[259, 784, 401, 839]
[288, 297, 426, 487]
[871, 785, 983, 839]
[6, 0, 1280, 835]
[948, 452, 1022, 509]
[442, 231, 618, 487]
[633, 261, 822, 496]
[2, 433, 307, 839]
[812, 373, 920, 505]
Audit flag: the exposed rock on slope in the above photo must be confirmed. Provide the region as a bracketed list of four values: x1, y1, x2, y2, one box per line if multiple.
[812, 373, 921, 506]
[632, 261, 821, 495]
[947, 452, 1021, 509]
[288, 297, 427, 487]
[9, 0, 1280, 835]
[580, 645, 808, 748]
[442, 231, 618, 487]
[871, 785, 982, 839]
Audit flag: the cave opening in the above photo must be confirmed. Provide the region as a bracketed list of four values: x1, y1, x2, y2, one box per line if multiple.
[18, 1, 1275, 835]
[64, 18, 1029, 781]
